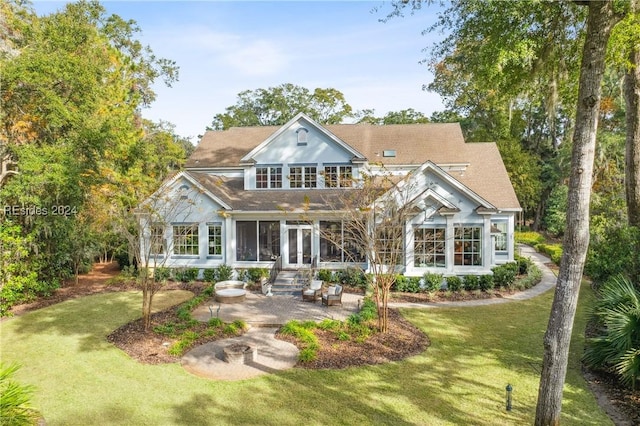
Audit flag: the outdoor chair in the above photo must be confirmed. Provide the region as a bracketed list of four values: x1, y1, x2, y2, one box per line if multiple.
[302, 280, 323, 302]
[321, 284, 343, 306]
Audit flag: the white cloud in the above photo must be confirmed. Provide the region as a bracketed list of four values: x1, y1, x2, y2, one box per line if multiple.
[222, 39, 289, 76]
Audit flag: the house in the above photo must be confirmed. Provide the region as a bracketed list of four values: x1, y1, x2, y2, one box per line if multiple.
[140, 112, 521, 278]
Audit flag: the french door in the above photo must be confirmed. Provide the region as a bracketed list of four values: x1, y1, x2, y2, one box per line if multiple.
[285, 225, 312, 268]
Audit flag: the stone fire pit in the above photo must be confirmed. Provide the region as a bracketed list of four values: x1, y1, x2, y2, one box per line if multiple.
[223, 343, 257, 364]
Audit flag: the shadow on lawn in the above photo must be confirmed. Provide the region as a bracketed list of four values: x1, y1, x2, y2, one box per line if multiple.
[9, 291, 189, 353]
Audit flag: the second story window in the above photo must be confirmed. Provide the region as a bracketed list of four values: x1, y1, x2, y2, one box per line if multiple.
[256, 166, 282, 189]
[324, 165, 353, 188]
[289, 166, 317, 188]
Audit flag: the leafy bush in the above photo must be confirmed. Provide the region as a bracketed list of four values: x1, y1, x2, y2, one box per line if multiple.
[583, 276, 640, 389]
[463, 275, 480, 291]
[515, 231, 545, 246]
[492, 263, 518, 288]
[202, 269, 216, 283]
[174, 268, 199, 283]
[247, 268, 268, 282]
[514, 263, 542, 290]
[215, 264, 234, 282]
[446, 276, 462, 292]
[393, 275, 421, 293]
[154, 267, 171, 282]
[586, 225, 640, 286]
[0, 363, 40, 425]
[317, 269, 335, 283]
[337, 268, 369, 289]
[479, 274, 494, 291]
[537, 244, 563, 265]
[515, 254, 532, 275]
[423, 273, 443, 292]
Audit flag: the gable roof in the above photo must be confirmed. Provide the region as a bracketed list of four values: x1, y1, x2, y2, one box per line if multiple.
[239, 113, 367, 164]
[184, 121, 521, 211]
[186, 121, 466, 169]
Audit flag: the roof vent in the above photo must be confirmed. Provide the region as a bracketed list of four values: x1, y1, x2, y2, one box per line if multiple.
[383, 150, 396, 157]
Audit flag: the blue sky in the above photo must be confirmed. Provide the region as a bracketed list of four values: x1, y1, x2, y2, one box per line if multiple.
[33, 1, 446, 142]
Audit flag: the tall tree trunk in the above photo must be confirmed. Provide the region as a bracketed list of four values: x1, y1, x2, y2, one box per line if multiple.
[625, 0, 640, 227]
[534, 2, 621, 425]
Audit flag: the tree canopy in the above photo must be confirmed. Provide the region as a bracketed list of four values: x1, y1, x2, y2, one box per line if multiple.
[0, 0, 188, 313]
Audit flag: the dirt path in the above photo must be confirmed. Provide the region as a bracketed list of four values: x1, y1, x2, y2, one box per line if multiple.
[7, 262, 124, 317]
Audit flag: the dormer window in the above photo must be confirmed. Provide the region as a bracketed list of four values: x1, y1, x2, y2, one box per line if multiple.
[296, 128, 309, 145]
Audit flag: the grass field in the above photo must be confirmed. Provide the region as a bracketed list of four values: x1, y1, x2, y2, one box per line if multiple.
[0, 284, 612, 425]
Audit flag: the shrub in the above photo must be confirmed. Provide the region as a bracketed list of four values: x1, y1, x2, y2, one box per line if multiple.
[154, 267, 171, 282]
[446, 276, 462, 292]
[586, 225, 640, 286]
[422, 273, 443, 292]
[536, 244, 563, 265]
[215, 264, 234, 282]
[247, 268, 268, 282]
[514, 254, 532, 275]
[0, 363, 39, 425]
[515, 231, 545, 246]
[174, 268, 199, 283]
[317, 269, 334, 283]
[514, 263, 542, 290]
[337, 268, 368, 289]
[492, 263, 518, 289]
[202, 269, 216, 283]
[479, 274, 494, 291]
[463, 275, 480, 291]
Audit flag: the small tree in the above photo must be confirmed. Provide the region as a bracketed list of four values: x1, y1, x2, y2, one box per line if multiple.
[117, 185, 199, 330]
[320, 168, 419, 333]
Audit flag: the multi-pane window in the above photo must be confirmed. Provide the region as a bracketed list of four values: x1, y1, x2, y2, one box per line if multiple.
[376, 226, 404, 265]
[414, 228, 446, 267]
[324, 165, 352, 188]
[236, 221, 281, 261]
[319, 221, 365, 263]
[289, 166, 317, 188]
[207, 223, 222, 256]
[454, 226, 482, 266]
[173, 224, 199, 256]
[493, 221, 508, 252]
[150, 224, 165, 255]
[256, 166, 282, 189]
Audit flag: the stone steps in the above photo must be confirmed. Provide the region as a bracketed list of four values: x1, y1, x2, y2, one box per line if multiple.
[269, 270, 305, 295]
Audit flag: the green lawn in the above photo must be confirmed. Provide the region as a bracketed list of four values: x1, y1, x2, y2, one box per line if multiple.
[0, 285, 612, 425]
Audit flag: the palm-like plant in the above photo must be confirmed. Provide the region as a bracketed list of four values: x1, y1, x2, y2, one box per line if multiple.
[583, 275, 640, 390]
[0, 363, 40, 425]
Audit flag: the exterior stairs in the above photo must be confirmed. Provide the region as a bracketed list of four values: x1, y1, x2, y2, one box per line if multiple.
[269, 270, 305, 295]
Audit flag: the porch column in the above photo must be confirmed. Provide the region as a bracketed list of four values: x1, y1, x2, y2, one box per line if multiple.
[225, 215, 233, 264]
[444, 214, 455, 274]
